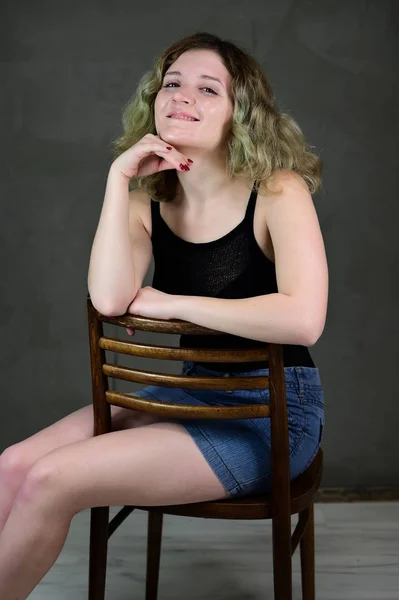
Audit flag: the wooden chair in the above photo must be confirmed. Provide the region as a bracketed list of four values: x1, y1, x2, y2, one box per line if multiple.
[86, 295, 323, 600]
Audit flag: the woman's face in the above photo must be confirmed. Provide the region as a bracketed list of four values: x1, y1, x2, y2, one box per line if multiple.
[154, 49, 234, 153]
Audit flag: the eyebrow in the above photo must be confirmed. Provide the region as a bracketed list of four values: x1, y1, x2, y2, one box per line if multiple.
[164, 70, 225, 88]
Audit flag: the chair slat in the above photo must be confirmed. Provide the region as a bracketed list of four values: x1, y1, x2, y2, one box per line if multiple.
[98, 312, 229, 335]
[99, 335, 269, 362]
[102, 363, 269, 390]
[105, 390, 271, 419]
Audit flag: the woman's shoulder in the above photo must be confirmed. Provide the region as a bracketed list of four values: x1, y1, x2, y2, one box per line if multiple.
[260, 169, 309, 196]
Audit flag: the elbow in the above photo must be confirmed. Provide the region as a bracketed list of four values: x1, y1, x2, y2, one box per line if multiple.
[100, 305, 129, 317]
[88, 283, 139, 317]
[304, 331, 318, 348]
[89, 295, 130, 317]
[303, 320, 325, 347]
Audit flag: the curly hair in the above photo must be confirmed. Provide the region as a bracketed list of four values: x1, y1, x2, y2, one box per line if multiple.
[110, 32, 323, 202]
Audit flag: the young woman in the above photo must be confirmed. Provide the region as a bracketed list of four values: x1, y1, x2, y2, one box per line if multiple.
[0, 32, 328, 597]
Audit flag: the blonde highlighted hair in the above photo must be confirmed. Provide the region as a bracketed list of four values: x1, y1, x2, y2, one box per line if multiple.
[110, 32, 323, 202]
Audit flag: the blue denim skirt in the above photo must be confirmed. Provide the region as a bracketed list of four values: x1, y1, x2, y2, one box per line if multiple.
[132, 361, 325, 499]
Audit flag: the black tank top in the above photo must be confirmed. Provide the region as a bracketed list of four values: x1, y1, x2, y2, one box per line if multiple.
[150, 182, 316, 371]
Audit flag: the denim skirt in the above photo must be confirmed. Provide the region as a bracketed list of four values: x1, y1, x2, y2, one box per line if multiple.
[132, 361, 325, 499]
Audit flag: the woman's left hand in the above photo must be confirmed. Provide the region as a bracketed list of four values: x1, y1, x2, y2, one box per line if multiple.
[126, 286, 178, 321]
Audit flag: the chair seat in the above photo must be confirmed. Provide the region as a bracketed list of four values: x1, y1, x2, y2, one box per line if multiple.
[136, 448, 323, 520]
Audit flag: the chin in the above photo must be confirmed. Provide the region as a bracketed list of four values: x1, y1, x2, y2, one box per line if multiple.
[160, 133, 196, 146]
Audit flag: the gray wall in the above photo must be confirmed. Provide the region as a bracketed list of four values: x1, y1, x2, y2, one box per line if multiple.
[1, 1, 398, 488]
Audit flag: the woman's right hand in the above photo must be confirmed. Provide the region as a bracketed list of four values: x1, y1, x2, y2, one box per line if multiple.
[112, 133, 192, 180]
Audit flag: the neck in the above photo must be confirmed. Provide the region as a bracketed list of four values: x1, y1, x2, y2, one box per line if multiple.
[172, 148, 253, 209]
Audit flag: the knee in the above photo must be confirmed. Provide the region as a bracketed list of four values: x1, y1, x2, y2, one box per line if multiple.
[0, 446, 63, 510]
[15, 459, 61, 507]
[0, 444, 30, 485]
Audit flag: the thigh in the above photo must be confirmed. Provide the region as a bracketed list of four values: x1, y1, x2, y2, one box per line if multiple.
[19, 422, 229, 512]
[2, 398, 168, 473]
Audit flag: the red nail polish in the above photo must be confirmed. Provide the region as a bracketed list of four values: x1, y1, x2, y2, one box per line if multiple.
[187, 158, 193, 164]
[166, 146, 172, 150]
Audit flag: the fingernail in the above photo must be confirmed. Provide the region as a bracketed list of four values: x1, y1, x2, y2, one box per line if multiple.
[187, 158, 193, 164]
[166, 146, 172, 150]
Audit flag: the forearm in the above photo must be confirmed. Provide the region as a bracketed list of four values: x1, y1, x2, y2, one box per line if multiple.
[173, 293, 314, 347]
[87, 166, 136, 314]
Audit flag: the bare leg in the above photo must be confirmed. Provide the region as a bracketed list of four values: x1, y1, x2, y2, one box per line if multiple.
[0, 400, 168, 535]
[0, 422, 228, 599]
[0, 491, 73, 600]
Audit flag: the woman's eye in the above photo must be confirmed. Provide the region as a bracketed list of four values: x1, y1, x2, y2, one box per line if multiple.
[202, 87, 217, 95]
[163, 82, 217, 95]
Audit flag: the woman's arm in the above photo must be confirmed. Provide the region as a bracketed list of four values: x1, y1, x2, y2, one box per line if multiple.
[172, 293, 315, 346]
[87, 167, 152, 315]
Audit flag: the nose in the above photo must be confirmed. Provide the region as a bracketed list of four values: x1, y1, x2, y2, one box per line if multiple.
[171, 86, 195, 105]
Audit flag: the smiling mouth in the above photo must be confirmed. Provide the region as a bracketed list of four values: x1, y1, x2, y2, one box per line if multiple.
[167, 116, 199, 122]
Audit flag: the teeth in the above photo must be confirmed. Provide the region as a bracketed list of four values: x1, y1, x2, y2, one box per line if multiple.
[169, 115, 196, 121]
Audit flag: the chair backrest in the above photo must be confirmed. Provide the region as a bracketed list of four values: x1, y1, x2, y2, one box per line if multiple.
[87, 294, 291, 513]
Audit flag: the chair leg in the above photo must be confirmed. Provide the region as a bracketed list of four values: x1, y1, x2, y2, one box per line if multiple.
[146, 510, 164, 600]
[300, 504, 315, 600]
[88, 506, 110, 600]
[272, 515, 293, 600]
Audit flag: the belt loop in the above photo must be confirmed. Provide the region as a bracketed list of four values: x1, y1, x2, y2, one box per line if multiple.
[294, 367, 304, 401]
